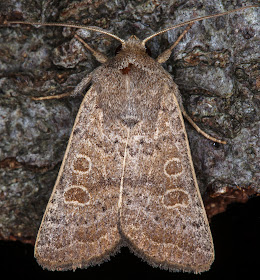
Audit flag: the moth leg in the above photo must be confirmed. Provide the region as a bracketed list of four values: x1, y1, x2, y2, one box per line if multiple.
[74, 34, 108, 63]
[31, 92, 72, 101]
[156, 23, 194, 64]
[182, 109, 227, 144]
[31, 72, 93, 101]
[70, 72, 93, 97]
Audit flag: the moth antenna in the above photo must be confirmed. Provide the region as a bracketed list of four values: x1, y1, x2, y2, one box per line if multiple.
[142, 5, 258, 45]
[4, 20, 125, 44]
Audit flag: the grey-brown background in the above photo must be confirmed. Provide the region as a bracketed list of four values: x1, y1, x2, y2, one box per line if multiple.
[0, 0, 259, 277]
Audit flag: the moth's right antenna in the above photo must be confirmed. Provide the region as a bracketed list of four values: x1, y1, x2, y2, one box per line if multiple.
[142, 5, 258, 45]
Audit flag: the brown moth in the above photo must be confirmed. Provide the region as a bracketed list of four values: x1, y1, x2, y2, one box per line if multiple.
[3, 5, 257, 273]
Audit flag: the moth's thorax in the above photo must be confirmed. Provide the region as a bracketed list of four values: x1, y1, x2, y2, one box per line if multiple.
[93, 44, 174, 128]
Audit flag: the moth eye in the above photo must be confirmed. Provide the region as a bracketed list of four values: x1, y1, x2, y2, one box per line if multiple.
[115, 44, 122, 55]
[145, 45, 152, 56]
[213, 142, 220, 148]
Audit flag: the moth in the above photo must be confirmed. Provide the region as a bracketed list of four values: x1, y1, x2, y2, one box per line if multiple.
[3, 5, 256, 273]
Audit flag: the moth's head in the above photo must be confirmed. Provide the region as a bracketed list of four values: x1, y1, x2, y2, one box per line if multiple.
[116, 35, 151, 56]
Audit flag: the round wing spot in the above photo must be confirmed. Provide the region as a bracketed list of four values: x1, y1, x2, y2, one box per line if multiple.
[72, 154, 91, 174]
[64, 186, 90, 205]
[163, 189, 189, 208]
[164, 158, 182, 177]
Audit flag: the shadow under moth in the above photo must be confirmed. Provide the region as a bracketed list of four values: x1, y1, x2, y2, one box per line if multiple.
[3, 5, 257, 273]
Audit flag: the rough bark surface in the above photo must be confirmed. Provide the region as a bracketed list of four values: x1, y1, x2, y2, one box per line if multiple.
[0, 0, 259, 242]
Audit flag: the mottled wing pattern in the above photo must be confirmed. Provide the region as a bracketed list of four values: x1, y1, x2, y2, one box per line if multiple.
[120, 88, 214, 273]
[34, 87, 124, 270]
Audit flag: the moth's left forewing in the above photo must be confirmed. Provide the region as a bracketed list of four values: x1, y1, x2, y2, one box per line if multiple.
[34, 87, 123, 270]
[120, 81, 214, 273]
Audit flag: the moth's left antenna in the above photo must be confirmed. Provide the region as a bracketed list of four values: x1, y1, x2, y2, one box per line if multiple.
[4, 20, 125, 44]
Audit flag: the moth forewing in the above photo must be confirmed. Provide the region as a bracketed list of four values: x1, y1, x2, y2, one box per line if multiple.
[34, 86, 123, 270]
[118, 68, 214, 273]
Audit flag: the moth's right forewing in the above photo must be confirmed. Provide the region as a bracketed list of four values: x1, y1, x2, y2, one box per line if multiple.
[119, 83, 214, 273]
[34, 86, 123, 271]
